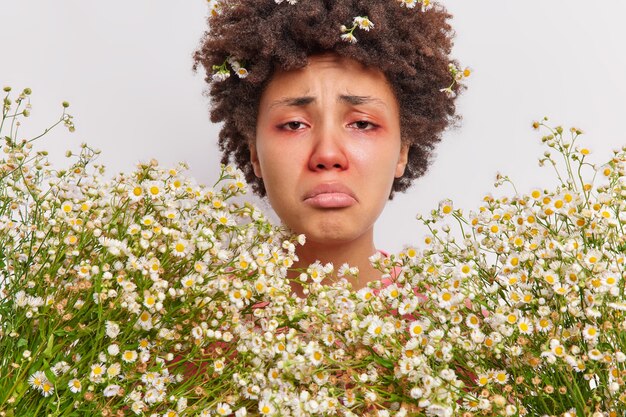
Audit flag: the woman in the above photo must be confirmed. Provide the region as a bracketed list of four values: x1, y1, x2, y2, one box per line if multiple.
[193, 0, 462, 292]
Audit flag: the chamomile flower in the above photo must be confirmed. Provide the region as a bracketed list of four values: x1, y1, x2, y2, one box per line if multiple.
[320, 331, 336, 347]
[253, 276, 267, 294]
[476, 373, 490, 386]
[122, 350, 138, 363]
[420, 0, 433, 12]
[127, 223, 141, 235]
[439, 199, 453, 215]
[103, 384, 121, 397]
[583, 324, 599, 342]
[143, 293, 158, 310]
[367, 316, 386, 337]
[357, 286, 375, 302]
[589, 348, 603, 361]
[340, 31, 357, 43]
[466, 313, 481, 329]
[353, 16, 374, 31]
[398, 298, 419, 316]
[68, 378, 82, 393]
[550, 339, 565, 357]
[216, 403, 233, 416]
[136, 311, 154, 331]
[258, 400, 275, 416]
[214, 211, 235, 226]
[212, 70, 230, 82]
[60, 200, 73, 214]
[144, 181, 163, 198]
[517, 317, 534, 335]
[207, 0, 222, 16]
[491, 370, 509, 384]
[213, 359, 226, 374]
[28, 371, 47, 390]
[307, 262, 326, 283]
[382, 283, 400, 300]
[64, 234, 78, 245]
[128, 184, 144, 202]
[458, 262, 475, 277]
[181, 274, 198, 289]
[235, 67, 249, 79]
[162, 208, 178, 220]
[305, 342, 324, 365]
[40, 380, 55, 397]
[537, 317, 553, 332]
[141, 215, 156, 227]
[90, 363, 106, 382]
[105, 321, 120, 338]
[147, 257, 161, 274]
[409, 319, 430, 337]
[107, 362, 121, 378]
[399, 0, 417, 8]
[172, 239, 191, 257]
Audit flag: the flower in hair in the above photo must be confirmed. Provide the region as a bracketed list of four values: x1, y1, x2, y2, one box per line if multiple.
[340, 31, 358, 44]
[212, 57, 248, 82]
[212, 64, 230, 82]
[206, 0, 222, 17]
[353, 16, 374, 31]
[440, 63, 471, 98]
[398, 0, 417, 8]
[398, 0, 433, 12]
[227, 57, 249, 78]
[340, 16, 374, 43]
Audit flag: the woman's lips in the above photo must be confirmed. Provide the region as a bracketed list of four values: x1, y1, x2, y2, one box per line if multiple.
[303, 183, 357, 208]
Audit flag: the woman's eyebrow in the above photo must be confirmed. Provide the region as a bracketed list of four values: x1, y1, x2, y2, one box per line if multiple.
[268, 94, 387, 109]
[269, 96, 315, 109]
[339, 94, 387, 108]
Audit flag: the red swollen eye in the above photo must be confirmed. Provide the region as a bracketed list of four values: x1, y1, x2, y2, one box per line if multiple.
[282, 121, 306, 131]
[350, 121, 377, 130]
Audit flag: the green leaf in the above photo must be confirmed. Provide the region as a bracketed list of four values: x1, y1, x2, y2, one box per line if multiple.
[44, 367, 57, 384]
[369, 350, 394, 369]
[15, 379, 27, 397]
[17, 338, 28, 348]
[43, 334, 54, 358]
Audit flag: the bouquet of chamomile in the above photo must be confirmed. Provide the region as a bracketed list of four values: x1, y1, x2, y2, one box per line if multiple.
[0, 87, 301, 417]
[2, 87, 626, 417]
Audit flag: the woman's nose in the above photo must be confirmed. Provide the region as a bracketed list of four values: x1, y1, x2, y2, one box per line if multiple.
[308, 124, 349, 172]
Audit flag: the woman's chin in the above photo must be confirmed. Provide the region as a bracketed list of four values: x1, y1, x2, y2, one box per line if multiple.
[293, 220, 373, 248]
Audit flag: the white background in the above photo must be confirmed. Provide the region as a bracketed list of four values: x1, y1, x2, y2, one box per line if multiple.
[2, 1, 626, 253]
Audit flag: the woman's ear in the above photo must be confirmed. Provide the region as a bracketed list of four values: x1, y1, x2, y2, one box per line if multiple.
[395, 144, 409, 178]
[249, 142, 263, 178]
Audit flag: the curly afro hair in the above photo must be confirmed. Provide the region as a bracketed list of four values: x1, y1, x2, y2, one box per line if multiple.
[193, 0, 463, 199]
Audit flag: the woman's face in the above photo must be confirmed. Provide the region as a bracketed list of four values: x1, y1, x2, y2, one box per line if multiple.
[251, 53, 408, 246]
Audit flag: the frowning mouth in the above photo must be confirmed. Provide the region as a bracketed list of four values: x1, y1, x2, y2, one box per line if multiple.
[303, 183, 357, 208]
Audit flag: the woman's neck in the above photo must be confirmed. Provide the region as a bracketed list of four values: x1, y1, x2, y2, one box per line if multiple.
[289, 229, 382, 295]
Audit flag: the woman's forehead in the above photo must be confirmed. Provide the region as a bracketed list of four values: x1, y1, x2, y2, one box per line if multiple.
[280, 52, 383, 77]
[264, 55, 393, 100]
